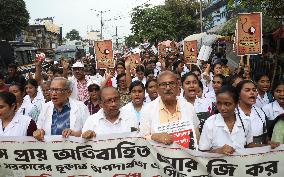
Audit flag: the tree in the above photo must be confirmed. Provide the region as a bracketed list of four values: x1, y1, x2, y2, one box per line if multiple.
[0, 0, 30, 40]
[228, 0, 284, 18]
[127, 0, 200, 46]
[66, 29, 81, 41]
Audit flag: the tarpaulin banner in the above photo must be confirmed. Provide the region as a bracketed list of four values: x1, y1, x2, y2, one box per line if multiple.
[0, 136, 283, 177]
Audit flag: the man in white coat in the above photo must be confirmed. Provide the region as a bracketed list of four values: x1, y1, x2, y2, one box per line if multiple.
[33, 77, 89, 140]
[139, 71, 200, 149]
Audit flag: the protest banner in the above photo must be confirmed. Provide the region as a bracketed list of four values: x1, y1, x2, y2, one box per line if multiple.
[95, 40, 114, 68]
[126, 53, 141, 71]
[236, 12, 262, 56]
[184, 40, 198, 64]
[0, 136, 283, 177]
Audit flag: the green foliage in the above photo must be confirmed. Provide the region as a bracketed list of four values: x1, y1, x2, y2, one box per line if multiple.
[228, 0, 284, 17]
[126, 0, 200, 46]
[0, 0, 30, 40]
[220, 15, 281, 36]
[66, 29, 81, 41]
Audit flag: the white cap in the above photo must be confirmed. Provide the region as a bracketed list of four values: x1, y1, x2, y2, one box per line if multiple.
[72, 61, 84, 68]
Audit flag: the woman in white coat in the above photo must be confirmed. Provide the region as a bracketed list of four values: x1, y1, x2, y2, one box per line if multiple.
[121, 80, 147, 126]
[199, 86, 279, 155]
[0, 92, 37, 136]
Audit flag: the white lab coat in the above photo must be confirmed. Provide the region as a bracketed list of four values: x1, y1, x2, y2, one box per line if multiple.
[199, 113, 253, 150]
[0, 114, 33, 136]
[121, 102, 147, 125]
[262, 101, 284, 120]
[37, 98, 90, 135]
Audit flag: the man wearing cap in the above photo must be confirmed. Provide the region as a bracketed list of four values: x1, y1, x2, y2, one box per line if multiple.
[64, 61, 100, 102]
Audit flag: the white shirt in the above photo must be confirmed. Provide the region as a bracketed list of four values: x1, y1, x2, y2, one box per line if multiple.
[82, 109, 138, 136]
[121, 102, 147, 125]
[194, 97, 213, 114]
[23, 91, 45, 122]
[132, 77, 147, 85]
[0, 114, 32, 136]
[255, 92, 270, 108]
[204, 90, 216, 103]
[37, 98, 89, 136]
[262, 101, 284, 120]
[236, 106, 266, 137]
[199, 113, 253, 150]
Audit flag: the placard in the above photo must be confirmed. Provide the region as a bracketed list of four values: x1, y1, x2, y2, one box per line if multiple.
[184, 40, 198, 63]
[127, 53, 141, 71]
[237, 12, 262, 55]
[95, 40, 114, 68]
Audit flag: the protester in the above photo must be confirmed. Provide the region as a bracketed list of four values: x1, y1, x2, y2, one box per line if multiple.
[82, 87, 138, 138]
[9, 83, 28, 115]
[24, 79, 45, 121]
[201, 62, 222, 94]
[139, 71, 200, 148]
[199, 86, 279, 155]
[228, 74, 244, 87]
[255, 73, 273, 108]
[132, 65, 147, 85]
[65, 61, 99, 102]
[116, 73, 131, 107]
[111, 62, 126, 88]
[145, 78, 158, 103]
[34, 77, 89, 140]
[236, 80, 268, 144]
[0, 92, 37, 136]
[4, 63, 26, 86]
[121, 81, 146, 125]
[84, 83, 100, 115]
[0, 73, 9, 92]
[271, 113, 284, 144]
[262, 80, 284, 120]
[41, 80, 51, 102]
[181, 72, 212, 132]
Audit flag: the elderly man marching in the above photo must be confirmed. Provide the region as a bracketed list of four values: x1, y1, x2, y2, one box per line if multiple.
[33, 77, 90, 140]
[139, 71, 200, 149]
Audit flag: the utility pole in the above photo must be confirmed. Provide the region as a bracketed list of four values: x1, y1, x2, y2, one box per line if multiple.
[115, 26, 119, 49]
[90, 9, 110, 40]
[200, 0, 203, 33]
[100, 11, 103, 40]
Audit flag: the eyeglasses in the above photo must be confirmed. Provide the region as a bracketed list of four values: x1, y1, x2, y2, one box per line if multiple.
[103, 97, 120, 105]
[158, 81, 177, 88]
[49, 88, 67, 93]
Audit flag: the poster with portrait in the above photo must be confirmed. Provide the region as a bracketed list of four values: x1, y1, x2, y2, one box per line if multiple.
[95, 40, 114, 68]
[184, 40, 198, 63]
[237, 12, 262, 56]
[127, 53, 141, 71]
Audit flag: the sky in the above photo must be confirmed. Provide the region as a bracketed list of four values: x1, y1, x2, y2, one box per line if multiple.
[24, 0, 165, 40]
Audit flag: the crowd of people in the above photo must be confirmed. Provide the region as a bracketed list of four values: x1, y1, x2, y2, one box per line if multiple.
[0, 50, 283, 155]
